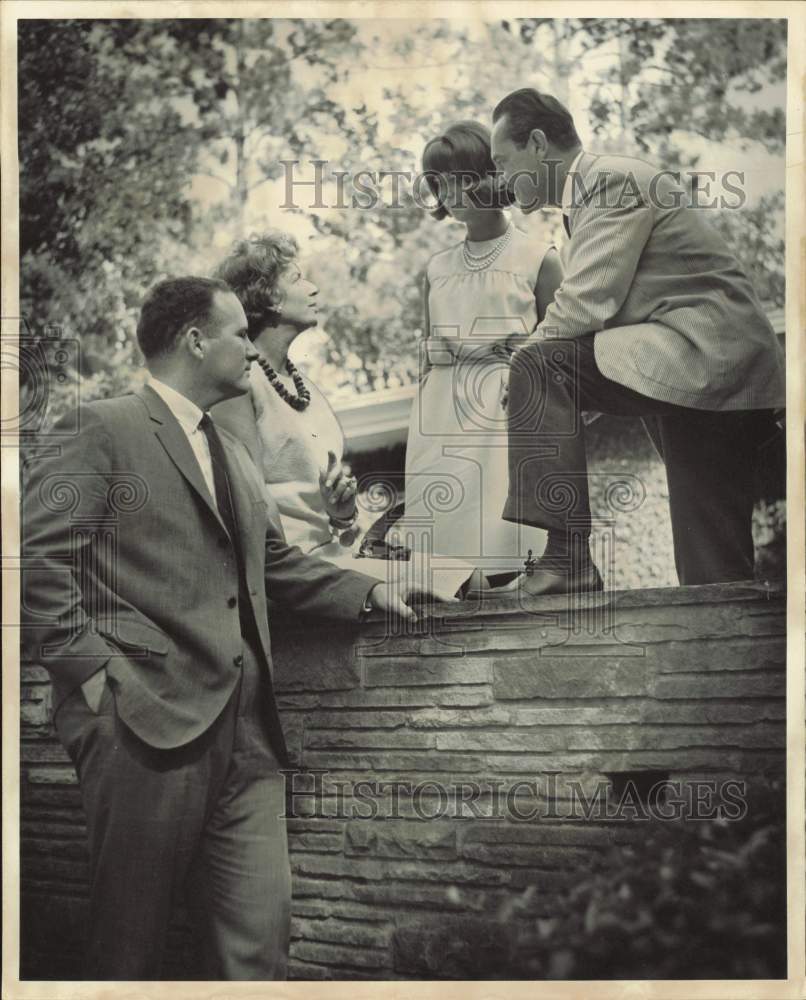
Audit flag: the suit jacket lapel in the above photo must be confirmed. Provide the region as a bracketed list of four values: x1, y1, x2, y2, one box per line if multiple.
[136, 385, 229, 535]
[224, 437, 266, 556]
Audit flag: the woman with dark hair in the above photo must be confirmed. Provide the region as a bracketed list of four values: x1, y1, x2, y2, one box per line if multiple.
[211, 231, 475, 598]
[393, 121, 563, 587]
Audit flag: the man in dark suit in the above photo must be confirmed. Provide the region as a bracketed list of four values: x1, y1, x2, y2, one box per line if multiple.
[21, 277, 436, 980]
[490, 88, 785, 591]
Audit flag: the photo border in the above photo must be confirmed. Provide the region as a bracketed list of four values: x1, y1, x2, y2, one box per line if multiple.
[2, 2, 803, 997]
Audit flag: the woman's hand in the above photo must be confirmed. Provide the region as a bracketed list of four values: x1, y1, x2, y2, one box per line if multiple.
[499, 345, 518, 412]
[320, 450, 358, 522]
[498, 334, 531, 411]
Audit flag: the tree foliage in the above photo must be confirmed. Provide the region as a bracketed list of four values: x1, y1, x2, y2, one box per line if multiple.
[17, 17, 786, 410]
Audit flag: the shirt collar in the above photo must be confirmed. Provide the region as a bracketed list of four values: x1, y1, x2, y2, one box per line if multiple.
[148, 376, 205, 434]
[561, 149, 586, 215]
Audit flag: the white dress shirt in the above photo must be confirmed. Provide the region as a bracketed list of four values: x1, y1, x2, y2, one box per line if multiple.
[148, 377, 217, 506]
[561, 149, 586, 218]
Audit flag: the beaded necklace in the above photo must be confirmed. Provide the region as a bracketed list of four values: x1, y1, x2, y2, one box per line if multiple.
[256, 356, 311, 411]
[462, 223, 513, 272]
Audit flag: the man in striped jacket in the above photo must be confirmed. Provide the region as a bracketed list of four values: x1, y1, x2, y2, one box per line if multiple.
[490, 88, 785, 591]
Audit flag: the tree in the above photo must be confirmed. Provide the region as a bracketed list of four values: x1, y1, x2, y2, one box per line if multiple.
[501, 17, 654, 108]
[18, 19, 199, 415]
[711, 191, 785, 307]
[18, 18, 367, 412]
[582, 19, 787, 162]
[17, 17, 786, 410]
[151, 19, 363, 230]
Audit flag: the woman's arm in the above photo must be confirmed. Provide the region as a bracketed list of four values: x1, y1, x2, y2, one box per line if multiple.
[535, 246, 564, 323]
[419, 272, 433, 384]
[504, 246, 564, 355]
[502, 246, 564, 409]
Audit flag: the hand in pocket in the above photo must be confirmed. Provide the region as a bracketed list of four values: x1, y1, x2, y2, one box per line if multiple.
[81, 667, 107, 714]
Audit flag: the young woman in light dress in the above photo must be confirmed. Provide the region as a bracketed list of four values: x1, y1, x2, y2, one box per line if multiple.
[211, 231, 475, 601]
[392, 121, 563, 587]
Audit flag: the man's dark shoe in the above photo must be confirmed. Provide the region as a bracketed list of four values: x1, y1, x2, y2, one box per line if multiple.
[519, 557, 604, 597]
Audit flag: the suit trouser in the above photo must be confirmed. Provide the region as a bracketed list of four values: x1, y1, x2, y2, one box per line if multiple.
[53, 638, 291, 980]
[502, 334, 777, 585]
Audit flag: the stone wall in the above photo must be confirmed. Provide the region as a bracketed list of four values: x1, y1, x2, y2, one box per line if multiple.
[20, 580, 786, 979]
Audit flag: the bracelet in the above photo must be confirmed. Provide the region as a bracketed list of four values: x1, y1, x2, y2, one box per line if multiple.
[329, 508, 358, 531]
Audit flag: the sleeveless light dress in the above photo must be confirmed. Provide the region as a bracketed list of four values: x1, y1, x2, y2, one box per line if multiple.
[394, 226, 552, 575]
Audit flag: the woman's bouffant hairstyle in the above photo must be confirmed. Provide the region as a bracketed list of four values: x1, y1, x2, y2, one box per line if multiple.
[213, 231, 299, 339]
[422, 120, 515, 221]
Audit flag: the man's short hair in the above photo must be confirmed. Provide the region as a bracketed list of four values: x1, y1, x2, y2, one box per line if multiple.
[136, 276, 231, 359]
[493, 88, 581, 151]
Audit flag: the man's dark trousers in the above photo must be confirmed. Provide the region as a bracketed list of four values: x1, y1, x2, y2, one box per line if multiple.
[54, 631, 291, 980]
[503, 334, 777, 585]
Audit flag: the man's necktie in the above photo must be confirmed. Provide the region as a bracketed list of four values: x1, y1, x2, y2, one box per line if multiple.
[199, 412, 257, 637]
[198, 412, 244, 568]
[563, 214, 571, 238]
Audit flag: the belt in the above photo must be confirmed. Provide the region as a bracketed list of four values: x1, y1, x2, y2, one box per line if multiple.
[426, 339, 515, 367]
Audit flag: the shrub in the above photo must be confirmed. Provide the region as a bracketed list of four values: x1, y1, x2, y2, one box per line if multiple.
[502, 784, 787, 980]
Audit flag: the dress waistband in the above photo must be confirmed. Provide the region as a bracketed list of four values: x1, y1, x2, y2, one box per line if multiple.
[425, 339, 514, 367]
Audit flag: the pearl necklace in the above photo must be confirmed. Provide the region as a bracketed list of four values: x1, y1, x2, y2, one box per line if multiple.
[256, 356, 312, 411]
[462, 223, 513, 272]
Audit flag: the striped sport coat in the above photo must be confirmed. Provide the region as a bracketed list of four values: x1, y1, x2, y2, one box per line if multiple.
[533, 152, 785, 411]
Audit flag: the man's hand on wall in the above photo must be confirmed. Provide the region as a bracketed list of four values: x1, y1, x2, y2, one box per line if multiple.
[366, 582, 459, 623]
